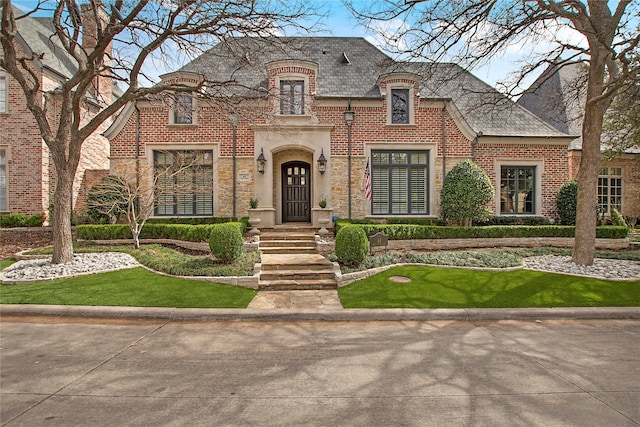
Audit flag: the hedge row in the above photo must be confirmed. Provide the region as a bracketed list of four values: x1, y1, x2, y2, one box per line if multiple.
[0, 213, 45, 228]
[356, 224, 628, 240]
[146, 216, 237, 225]
[76, 222, 248, 242]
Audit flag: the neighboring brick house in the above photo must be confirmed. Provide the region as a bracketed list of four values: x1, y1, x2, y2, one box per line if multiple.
[0, 7, 115, 217]
[518, 63, 640, 221]
[106, 37, 573, 227]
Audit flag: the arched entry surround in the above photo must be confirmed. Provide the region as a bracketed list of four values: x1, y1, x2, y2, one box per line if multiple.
[273, 149, 313, 224]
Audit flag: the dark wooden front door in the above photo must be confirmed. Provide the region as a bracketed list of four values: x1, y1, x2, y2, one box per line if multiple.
[282, 162, 310, 222]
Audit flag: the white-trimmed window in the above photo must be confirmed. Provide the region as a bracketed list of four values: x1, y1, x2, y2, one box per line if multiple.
[0, 147, 7, 210]
[500, 166, 536, 214]
[598, 167, 623, 215]
[0, 69, 6, 113]
[171, 92, 194, 125]
[371, 150, 429, 215]
[154, 150, 213, 216]
[280, 80, 304, 115]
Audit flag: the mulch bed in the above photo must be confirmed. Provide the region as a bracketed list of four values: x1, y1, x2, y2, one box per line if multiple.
[1, 228, 54, 260]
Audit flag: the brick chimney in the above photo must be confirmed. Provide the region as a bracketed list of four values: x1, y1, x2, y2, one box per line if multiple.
[81, 2, 112, 106]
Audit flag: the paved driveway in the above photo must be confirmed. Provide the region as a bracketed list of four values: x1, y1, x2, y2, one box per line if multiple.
[1, 318, 639, 426]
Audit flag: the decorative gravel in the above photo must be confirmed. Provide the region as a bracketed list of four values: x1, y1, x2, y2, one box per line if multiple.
[1, 252, 639, 283]
[1, 252, 139, 282]
[524, 255, 640, 280]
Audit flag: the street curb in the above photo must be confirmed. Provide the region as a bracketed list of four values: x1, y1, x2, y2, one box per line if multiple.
[2, 304, 639, 322]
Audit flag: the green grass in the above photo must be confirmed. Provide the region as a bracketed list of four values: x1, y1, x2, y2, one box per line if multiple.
[0, 259, 16, 270]
[0, 267, 256, 308]
[339, 265, 640, 308]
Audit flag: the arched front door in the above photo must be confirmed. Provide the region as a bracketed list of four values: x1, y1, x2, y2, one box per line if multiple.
[282, 161, 311, 222]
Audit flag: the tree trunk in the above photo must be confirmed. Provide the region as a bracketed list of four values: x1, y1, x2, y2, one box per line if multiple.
[572, 54, 609, 266]
[51, 168, 75, 264]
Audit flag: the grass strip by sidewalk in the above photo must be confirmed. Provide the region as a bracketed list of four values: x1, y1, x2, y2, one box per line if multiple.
[0, 267, 256, 308]
[339, 265, 640, 308]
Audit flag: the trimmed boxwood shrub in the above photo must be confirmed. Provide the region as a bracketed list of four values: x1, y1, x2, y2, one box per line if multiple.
[335, 225, 370, 266]
[557, 179, 578, 225]
[0, 213, 45, 227]
[475, 216, 553, 226]
[209, 222, 244, 263]
[440, 160, 494, 226]
[146, 217, 236, 225]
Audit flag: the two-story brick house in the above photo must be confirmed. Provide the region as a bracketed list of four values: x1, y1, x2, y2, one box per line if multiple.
[106, 37, 574, 228]
[0, 6, 115, 217]
[518, 63, 640, 221]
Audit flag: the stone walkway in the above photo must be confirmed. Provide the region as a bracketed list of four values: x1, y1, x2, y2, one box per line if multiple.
[248, 290, 343, 309]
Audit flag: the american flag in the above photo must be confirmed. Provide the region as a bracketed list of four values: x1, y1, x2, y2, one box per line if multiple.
[364, 158, 372, 201]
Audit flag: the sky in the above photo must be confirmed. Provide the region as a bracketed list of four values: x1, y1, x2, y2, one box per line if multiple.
[11, 0, 541, 93]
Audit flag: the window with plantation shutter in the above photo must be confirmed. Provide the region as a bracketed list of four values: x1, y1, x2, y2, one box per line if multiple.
[154, 150, 213, 216]
[598, 167, 623, 215]
[371, 150, 429, 215]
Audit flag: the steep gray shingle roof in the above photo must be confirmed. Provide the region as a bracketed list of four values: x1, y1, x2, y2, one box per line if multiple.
[179, 37, 568, 138]
[13, 7, 78, 79]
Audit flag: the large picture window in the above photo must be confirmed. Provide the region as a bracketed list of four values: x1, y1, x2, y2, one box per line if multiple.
[391, 88, 410, 124]
[0, 148, 7, 210]
[371, 150, 428, 215]
[500, 166, 535, 214]
[280, 80, 304, 115]
[598, 167, 623, 215]
[154, 150, 213, 216]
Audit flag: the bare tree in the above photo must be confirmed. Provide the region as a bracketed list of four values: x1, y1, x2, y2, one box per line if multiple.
[349, 0, 640, 265]
[0, 0, 318, 263]
[88, 151, 206, 249]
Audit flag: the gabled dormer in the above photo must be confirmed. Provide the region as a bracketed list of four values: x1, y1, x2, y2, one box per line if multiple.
[377, 72, 421, 126]
[158, 71, 204, 127]
[266, 60, 318, 118]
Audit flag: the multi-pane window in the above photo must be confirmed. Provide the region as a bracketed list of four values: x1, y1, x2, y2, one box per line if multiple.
[371, 150, 428, 215]
[598, 167, 623, 215]
[500, 166, 535, 214]
[391, 88, 410, 124]
[173, 92, 193, 124]
[280, 80, 304, 115]
[0, 69, 6, 113]
[0, 148, 6, 210]
[154, 150, 213, 216]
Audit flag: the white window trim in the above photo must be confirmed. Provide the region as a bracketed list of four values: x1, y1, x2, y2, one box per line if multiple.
[275, 73, 310, 116]
[0, 146, 9, 211]
[494, 159, 544, 216]
[385, 83, 415, 126]
[0, 68, 7, 114]
[598, 166, 624, 215]
[168, 92, 197, 126]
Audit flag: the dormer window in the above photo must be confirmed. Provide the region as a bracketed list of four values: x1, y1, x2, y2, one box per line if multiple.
[391, 88, 410, 124]
[173, 92, 193, 124]
[280, 80, 304, 115]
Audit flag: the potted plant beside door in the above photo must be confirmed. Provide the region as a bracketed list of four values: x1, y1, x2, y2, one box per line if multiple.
[248, 198, 260, 235]
[317, 198, 331, 236]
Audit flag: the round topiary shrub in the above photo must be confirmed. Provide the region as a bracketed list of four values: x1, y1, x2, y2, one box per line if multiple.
[440, 160, 494, 226]
[209, 222, 244, 263]
[335, 225, 369, 266]
[86, 175, 130, 224]
[557, 179, 578, 225]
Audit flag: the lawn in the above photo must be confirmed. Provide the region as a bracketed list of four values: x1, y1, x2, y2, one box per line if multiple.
[338, 265, 640, 308]
[0, 267, 256, 308]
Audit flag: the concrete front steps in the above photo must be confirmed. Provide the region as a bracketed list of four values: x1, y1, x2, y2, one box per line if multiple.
[257, 226, 338, 291]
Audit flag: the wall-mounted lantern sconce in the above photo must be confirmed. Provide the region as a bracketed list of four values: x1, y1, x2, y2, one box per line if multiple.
[318, 149, 327, 174]
[256, 148, 267, 174]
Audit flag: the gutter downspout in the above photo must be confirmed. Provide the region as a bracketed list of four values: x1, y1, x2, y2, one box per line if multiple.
[232, 120, 237, 219]
[441, 101, 447, 182]
[347, 99, 353, 219]
[134, 100, 140, 215]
